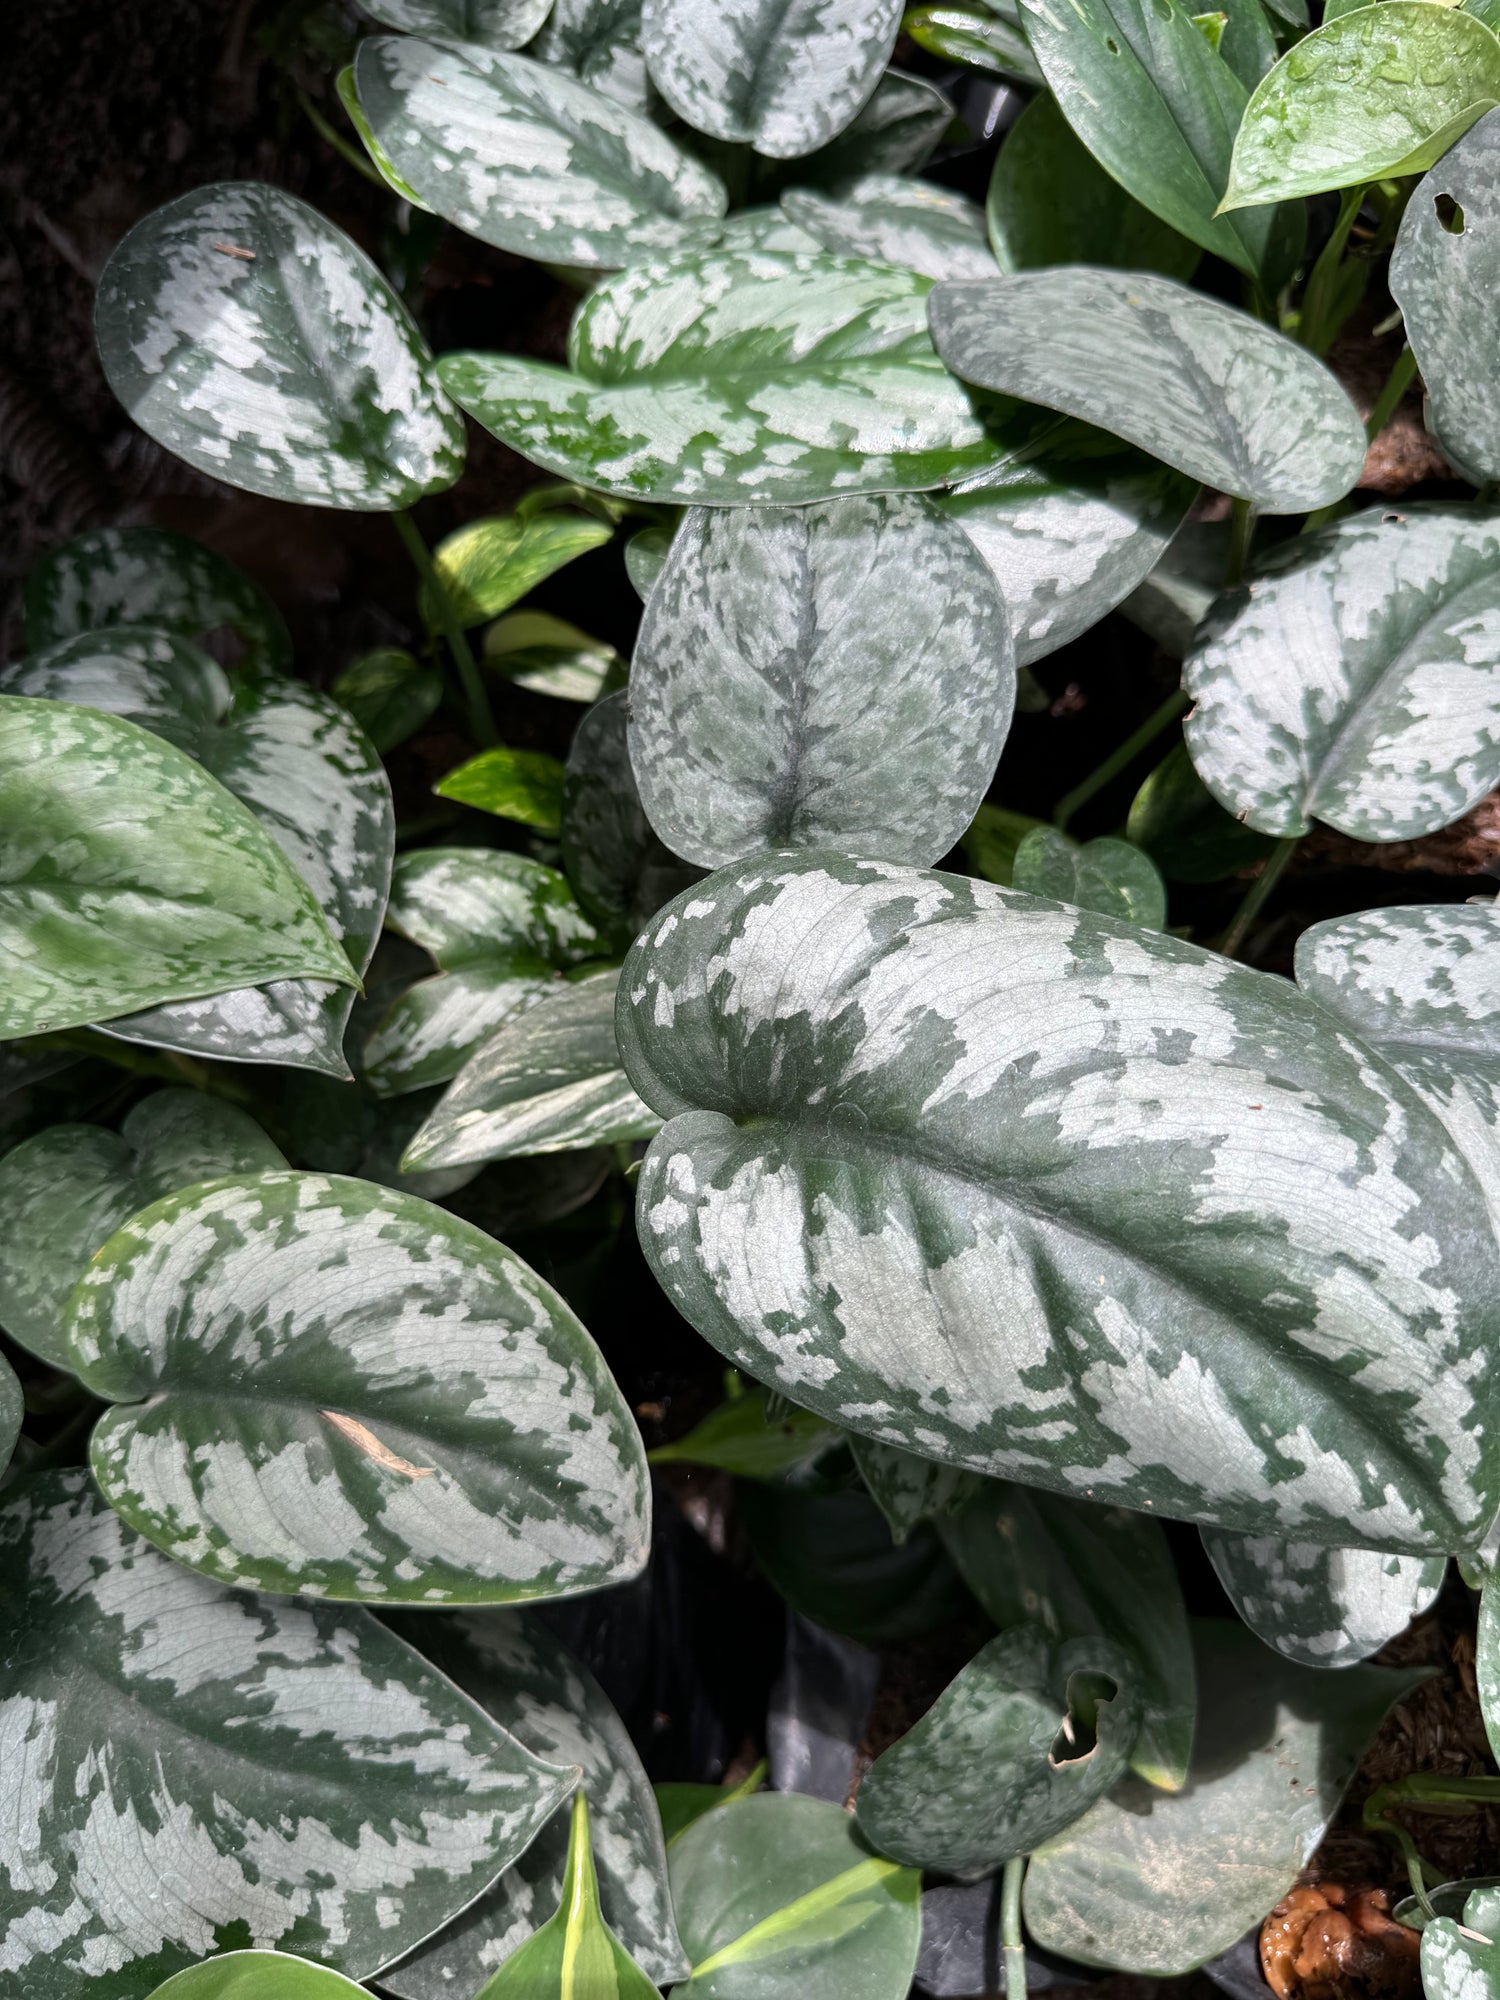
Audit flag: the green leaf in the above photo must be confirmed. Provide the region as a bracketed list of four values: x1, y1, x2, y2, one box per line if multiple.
[847, 1437, 980, 1545]
[669, 1793, 921, 1999]
[95, 182, 465, 509]
[404, 969, 659, 1169]
[1391, 107, 1500, 484]
[649, 1384, 840, 1478]
[0, 1352, 19, 1475]
[145, 1953, 369, 1999]
[985, 91, 1201, 279]
[485, 611, 623, 702]
[360, 0, 553, 46]
[902, 3, 1044, 80]
[332, 646, 443, 753]
[22, 525, 292, 674]
[423, 514, 614, 630]
[0, 1470, 578, 2000]
[929, 269, 1366, 513]
[267, 1066, 483, 1202]
[1127, 739, 1277, 883]
[0, 1088, 285, 1369]
[353, 37, 725, 269]
[1011, 828, 1168, 928]
[5, 627, 393, 1077]
[562, 691, 703, 938]
[1015, 0, 1303, 285]
[436, 745, 569, 831]
[0, 696, 355, 1040]
[380, 1611, 687, 1995]
[66, 1170, 651, 1603]
[958, 801, 1046, 886]
[656, 1766, 766, 1847]
[438, 246, 1016, 506]
[618, 851, 1500, 1550]
[627, 495, 1014, 868]
[855, 1625, 1140, 1875]
[336, 63, 437, 210]
[1023, 1621, 1432, 1974]
[776, 66, 954, 184]
[624, 526, 672, 602]
[640, 0, 903, 157]
[1222, 2, 1500, 211]
[1118, 518, 1226, 658]
[780, 173, 996, 280]
[529, 0, 652, 110]
[1200, 1530, 1446, 1667]
[443, 1146, 612, 1235]
[940, 1483, 1195, 1792]
[364, 848, 602, 1095]
[1423, 1889, 1500, 2000]
[1183, 506, 1500, 840]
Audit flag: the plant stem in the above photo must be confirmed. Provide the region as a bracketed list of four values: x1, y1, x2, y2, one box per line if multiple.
[1299, 184, 1365, 354]
[1053, 686, 1190, 833]
[295, 85, 387, 191]
[392, 511, 498, 748]
[1226, 497, 1257, 588]
[1365, 346, 1418, 444]
[1002, 1856, 1028, 2000]
[1218, 835, 1300, 960]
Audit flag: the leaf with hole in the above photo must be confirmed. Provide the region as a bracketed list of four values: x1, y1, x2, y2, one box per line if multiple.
[1200, 1530, 1446, 1668]
[359, 0, 555, 46]
[435, 745, 568, 831]
[562, 691, 703, 940]
[780, 174, 996, 280]
[1011, 828, 1168, 928]
[331, 647, 443, 754]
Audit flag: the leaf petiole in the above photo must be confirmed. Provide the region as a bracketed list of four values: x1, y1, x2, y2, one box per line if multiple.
[1003, 1854, 1028, 2000]
[392, 511, 499, 749]
[1053, 687, 1191, 833]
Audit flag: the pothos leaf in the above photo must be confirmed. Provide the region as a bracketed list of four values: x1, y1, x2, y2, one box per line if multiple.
[435, 745, 569, 832]
[617, 852, 1500, 1552]
[0, 1470, 578, 2000]
[1200, 1530, 1446, 1669]
[331, 647, 443, 754]
[528, 0, 652, 111]
[903, 2, 1043, 82]
[1126, 740, 1277, 885]
[360, 0, 554, 46]
[1011, 829, 1168, 929]
[770, 66, 953, 184]
[848, 1437, 980, 1544]
[779, 174, 996, 280]
[0, 1353, 19, 1475]
[650, 1385, 840, 1479]
[143, 1955, 368, 2000]
[485, 611, 623, 703]
[1422, 1889, 1500, 2000]
[424, 512, 614, 628]
[562, 692, 702, 942]
[64, 1170, 651, 1604]
[94, 182, 465, 509]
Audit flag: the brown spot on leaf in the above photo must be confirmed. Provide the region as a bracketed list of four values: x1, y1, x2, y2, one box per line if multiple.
[320, 1410, 434, 1479]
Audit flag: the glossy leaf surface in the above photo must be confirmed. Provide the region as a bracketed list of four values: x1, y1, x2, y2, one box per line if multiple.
[144, 1955, 368, 2000]
[1200, 1530, 1446, 1668]
[435, 746, 568, 831]
[1011, 829, 1167, 929]
[360, 0, 553, 44]
[425, 512, 614, 628]
[780, 174, 995, 280]
[904, 2, 1042, 81]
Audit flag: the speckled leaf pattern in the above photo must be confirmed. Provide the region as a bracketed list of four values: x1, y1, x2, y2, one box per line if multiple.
[1023, 1622, 1430, 1975]
[1392, 109, 1500, 485]
[0, 1355, 19, 1474]
[94, 182, 465, 509]
[529, 0, 651, 110]
[365, 850, 602, 1097]
[64, 1171, 651, 1603]
[855, 1625, 1139, 1876]
[0, 1089, 285, 1370]
[563, 692, 703, 940]
[141, 1950, 370, 1998]
[360, 0, 554, 46]
[1200, 1531, 1446, 1668]
[778, 67, 953, 184]
[1422, 1888, 1500, 2000]
[21, 526, 292, 674]
[1476, 1578, 1500, 1755]
[848, 1438, 978, 1545]
[780, 174, 996, 280]
[640, 0, 902, 158]
[0, 1471, 578, 2000]
[0, 697, 354, 1040]
[618, 852, 1500, 1552]
[628, 497, 1015, 869]
[1183, 508, 1500, 841]
[381, 1610, 688, 1995]
[404, 971, 659, 1171]
[1222, 3, 1500, 211]
[929, 269, 1366, 514]
[438, 247, 1012, 506]
[353, 37, 724, 270]
[1011, 829, 1168, 929]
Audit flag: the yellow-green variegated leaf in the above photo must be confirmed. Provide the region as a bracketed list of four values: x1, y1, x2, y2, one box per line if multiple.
[0, 1089, 285, 1369]
[617, 851, 1500, 1552]
[63, 1171, 650, 1603]
[1183, 507, 1500, 841]
[0, 1470, 578, 2000]
[529, 0, 652, 110]
[627, 496, 1014, 869]
[353, 37, 725, 269]
[423, 512, 614, 628]
[1200, 1530, 1446, 1668]
[438, 247, 1014, 506]
[779, 174, 996, 280]
[360, 0, 554, 46]
[94, 183, 465, 509]
[0, 697, 355, 1040]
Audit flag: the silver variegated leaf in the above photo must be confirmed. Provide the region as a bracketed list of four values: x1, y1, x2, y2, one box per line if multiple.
[617, 851, 1500, 1551]
[0, 1470, 578, 2000]
[784, 66, 953, 182]
[0, 1088, 285, 1370]
[404, 970, 659, 1171]
[1183, 507, 1500, 841]
[529, 0, 651, 110]
[709, 207, 822, 253]
[1423, 1888, 1500, 2000]
[0, 1354, 18, 1474]
[1200, 1530, 1445, 1668]
[848, 1437, 979, 1545]
[779, 174, 996, 280]
[640, 0, 903, 158]
[929, 268, 1366, 513]
[562, 692, 702, 941]
[381, 1610, 688, 1995]
[1011, 829, 1167, 929]
[361, 0, 554, 47]
[94, 182, 465, 509]
[627, 496, 1015, 869]
[365, 849, 602, 1097]
[438, 247, 1011, 506]
[64, 1170, 651, 1603]
[353, 37, 725, 270]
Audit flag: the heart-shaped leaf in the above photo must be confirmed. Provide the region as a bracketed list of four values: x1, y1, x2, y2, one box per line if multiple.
[353, 38, 725, 269]
[1011, 828, 1167, 928]
[529, 0, 651, 109]
[423, 513, 614, 628]
[404, 970, 659, 1170]
[640, 0, 903, 158]
[1423, 1888, 1500, 2000]
[627, 495, 1015, 869]
[617, 852, 1500, 1550]
[332, 647, 443, 753]
[0, 697, 354, 1039]
[360, 0, 554, 45]
[95, 182, 465, 509]
[1183, 506, 1500, 840]
[562, 692, 702, 940]
[438, 246, 1013, 506]
[0, 1470, 578, 2000]
[652, 1385, 840, 1479]
[1200, 1530, 1446, 1668]
[366, 849, 603, 1096]
[1222, 2, 1500, 211]
[855, 1625, 1140, 1875]
[485, 611, 623, 703]
[0, 1088, 285, 1369]
[848, 1437, 979, 1544]
[1127, 740, 1277, 884]
[780, 174, 996, 280]
[144, 1953, 369, 1999]
[380, 1610, 688, 1995]
[929, 269, 1366, 513]
[65, 1170, 651, 1602]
